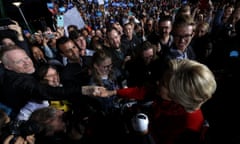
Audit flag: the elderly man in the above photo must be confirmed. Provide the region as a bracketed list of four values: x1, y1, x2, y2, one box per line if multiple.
[0, 45, 103, 119]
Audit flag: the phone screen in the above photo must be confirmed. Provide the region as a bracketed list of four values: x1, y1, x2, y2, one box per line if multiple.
[56, 15, 64, 27]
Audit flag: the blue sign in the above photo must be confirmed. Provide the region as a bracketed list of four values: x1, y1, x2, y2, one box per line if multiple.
[230, 50, 239, 57]
[47, 2, 54, 9]
[96, 11, 102, 17]
[59, 7, 66, 13]
[128, 2, 134, 7]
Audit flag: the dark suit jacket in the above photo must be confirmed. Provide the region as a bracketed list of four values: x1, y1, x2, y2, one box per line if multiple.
[0, 69, 83, 119]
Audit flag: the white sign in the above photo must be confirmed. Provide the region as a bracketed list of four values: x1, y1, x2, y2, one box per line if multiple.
[63, 7, 85, 36]
[98, 0, 104, 5]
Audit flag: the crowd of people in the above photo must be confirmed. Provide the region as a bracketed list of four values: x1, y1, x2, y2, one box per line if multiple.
[0, 0, 240, 143]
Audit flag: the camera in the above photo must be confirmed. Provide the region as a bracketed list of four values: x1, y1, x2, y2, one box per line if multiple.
[43, 33, 55, 39]
[0, 120, 39, 144]
[226, 24, 233, 30]
[225, 23, 235, 36]
[0, 18, 14, 31]
[0, 26, 9, 31]
[0, 18, 15, 27]
[0, 18, 17, 38]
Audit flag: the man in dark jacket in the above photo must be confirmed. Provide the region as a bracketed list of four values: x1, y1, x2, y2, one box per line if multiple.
[0, 45, 104, 119]
[56, 36, 90, 86]
[162, 14, 196, 61]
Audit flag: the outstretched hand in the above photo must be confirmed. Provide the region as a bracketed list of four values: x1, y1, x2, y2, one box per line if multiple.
[82, 86, 105, 96]
[81, 86, 116, 97]
[98, 88, 117, 97]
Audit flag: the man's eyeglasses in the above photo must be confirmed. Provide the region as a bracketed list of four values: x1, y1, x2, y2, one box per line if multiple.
[174, 33, 193, 40]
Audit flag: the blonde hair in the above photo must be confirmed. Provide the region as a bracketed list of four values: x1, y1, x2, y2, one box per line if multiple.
[196, 22, 209, 33]
[166, 59, 216, 112]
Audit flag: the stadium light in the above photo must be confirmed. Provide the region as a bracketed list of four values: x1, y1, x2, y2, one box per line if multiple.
[12, 2, 32, 34]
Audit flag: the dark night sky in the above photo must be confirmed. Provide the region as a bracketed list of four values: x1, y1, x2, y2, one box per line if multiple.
[2, 0, 53, 31]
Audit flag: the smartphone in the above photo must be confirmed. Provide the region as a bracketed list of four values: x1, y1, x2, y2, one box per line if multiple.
[0, 26, 8, 31]
[0, 18, 14, 26]
[56, 15, 64, 27]
[45, 33, 55, 39]
[0, 18, 15, 32]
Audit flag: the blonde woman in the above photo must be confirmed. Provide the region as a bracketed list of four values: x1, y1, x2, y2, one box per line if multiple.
[98, 59, 217, 144]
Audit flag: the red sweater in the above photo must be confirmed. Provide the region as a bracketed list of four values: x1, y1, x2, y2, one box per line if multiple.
[117, 86, 205, 144]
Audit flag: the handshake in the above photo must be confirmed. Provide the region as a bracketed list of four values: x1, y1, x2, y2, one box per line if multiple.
[81, 86, 117, 97]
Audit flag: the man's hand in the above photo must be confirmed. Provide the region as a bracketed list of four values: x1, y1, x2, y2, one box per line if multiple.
[82, 86, 117, 97]
[82, 86, 105, 96]
[8, 20, 24, 41]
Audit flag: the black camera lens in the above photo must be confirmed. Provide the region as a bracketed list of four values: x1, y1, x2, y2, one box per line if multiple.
[0, 120, 39, 144]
